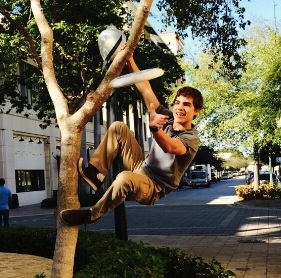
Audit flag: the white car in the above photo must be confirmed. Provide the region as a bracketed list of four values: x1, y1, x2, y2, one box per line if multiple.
[232, 171, 239, 177]
[221, 172, 230, 179]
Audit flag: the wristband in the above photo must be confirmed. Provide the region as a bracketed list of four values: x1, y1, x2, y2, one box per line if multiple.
[149, 126, 160, 132]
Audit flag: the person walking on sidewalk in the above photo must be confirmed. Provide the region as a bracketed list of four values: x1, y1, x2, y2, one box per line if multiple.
[0, 178, 12, 227]
[60, 57, 203, 226]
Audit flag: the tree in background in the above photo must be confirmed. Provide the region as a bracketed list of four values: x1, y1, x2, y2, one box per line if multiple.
[193, 145, 224, 171]
[182, 24, 281, 188]
[155, 0, 250, 77]
[0, 0, 251, 125]
[183, 25, 281, 154]
[220, 149, 250, 171]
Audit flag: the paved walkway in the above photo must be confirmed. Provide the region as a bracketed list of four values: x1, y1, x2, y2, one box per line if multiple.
[1, 199, 281, 278]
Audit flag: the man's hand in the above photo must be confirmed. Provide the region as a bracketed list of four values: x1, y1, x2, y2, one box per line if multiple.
[149, 103, 169, 129]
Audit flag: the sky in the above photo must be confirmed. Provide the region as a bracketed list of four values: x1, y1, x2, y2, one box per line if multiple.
[147, 0, 281, 59]
[149, 0, 281, 32]
[241, 0, 281, 26]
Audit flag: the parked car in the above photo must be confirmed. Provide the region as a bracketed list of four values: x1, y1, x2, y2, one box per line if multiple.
[232, 171, 239, 177]
[246, 172, 254, 184]
[248, 172, 278, 186]
[221, 172, 231, 180]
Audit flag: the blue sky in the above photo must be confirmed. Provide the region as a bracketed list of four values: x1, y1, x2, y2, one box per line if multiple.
[242, 0, 281, 26]
[149, 0, 281, 31]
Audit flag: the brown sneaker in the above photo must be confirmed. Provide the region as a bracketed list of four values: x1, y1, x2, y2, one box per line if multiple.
[60, 208, 98, 226]
[78, 157, 104, 191]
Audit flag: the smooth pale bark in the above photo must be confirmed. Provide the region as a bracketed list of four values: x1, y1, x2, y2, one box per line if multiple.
[30, 0, 153, 277]
[253, 161, 260, 190]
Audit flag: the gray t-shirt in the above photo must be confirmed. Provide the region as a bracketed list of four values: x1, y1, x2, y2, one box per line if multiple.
[142, 105, 199, 192]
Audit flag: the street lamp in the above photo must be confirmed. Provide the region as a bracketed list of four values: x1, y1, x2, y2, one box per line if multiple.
[97, 25, 164, 240]
[98, 24, 126, 71]
[98, 25, 128, 240]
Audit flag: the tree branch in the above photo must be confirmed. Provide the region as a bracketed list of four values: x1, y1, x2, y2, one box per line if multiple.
[30, 0, 69, 122]
[75, 0, 153, 124]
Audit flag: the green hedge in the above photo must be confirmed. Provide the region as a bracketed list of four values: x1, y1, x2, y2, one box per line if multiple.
[235, 184, 281, 199]
[0, 227, 235, 278]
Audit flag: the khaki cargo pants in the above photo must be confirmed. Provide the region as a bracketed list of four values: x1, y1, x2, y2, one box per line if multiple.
[89, 121, 163, 220]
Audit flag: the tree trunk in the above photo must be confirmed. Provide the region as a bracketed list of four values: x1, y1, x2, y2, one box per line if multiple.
[51, 131, 82, 277]
[253, 160, 259, 191]
[253, 143, 260, 191]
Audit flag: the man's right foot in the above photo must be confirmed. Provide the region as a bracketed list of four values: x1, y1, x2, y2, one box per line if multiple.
[78, 158, 105, 191]
[60, 208, 99, 226]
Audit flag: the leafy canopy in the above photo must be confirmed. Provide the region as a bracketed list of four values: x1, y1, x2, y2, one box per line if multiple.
[0, 0, 183, 126]
[154, 0, 250, 76]
[181, 23, 281, 157]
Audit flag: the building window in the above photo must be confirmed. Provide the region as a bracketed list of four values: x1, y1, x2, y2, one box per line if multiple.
[19, 62, 39, 105]
[15, 170, 45, 192]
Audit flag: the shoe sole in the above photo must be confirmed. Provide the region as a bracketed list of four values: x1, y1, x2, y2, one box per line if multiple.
[59, 209, 79, 226]
[78, 158, 98, 191]
[60, 209, 100, 226]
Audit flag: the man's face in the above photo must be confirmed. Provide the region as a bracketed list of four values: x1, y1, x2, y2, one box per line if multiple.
[172, 95, 200, 128]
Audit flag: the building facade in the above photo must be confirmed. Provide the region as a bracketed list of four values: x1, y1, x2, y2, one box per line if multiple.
[0, 99, 152, 206]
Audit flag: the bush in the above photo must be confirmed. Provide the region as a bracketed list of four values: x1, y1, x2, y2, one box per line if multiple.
[41, 197, 57, 208]
[235, 184, 281, 199]
[275, 186, 281, 198]
[0, 227, 235, 278]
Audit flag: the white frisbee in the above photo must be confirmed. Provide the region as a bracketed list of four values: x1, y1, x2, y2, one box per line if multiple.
[109, 68, 164, 88]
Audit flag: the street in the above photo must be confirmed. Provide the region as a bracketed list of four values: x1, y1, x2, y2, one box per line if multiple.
[10, 176, 281, 238]
[9, 176, 281, 277]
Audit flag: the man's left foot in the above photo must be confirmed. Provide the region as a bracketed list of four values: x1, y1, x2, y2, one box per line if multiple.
[78, 158, 105, 191]
[60, 209, 98, 226]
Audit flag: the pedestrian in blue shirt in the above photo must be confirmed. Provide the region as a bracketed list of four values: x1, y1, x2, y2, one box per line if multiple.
[0, 178, 12, 227]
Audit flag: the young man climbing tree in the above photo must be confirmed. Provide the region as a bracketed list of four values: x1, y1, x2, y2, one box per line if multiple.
[60, 56, 203, 225]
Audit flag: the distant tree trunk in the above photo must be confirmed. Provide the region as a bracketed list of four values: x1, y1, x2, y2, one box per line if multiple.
[269, 153, 273, 186]
[253, 144, 260, 190]
[253, 161, 259, 190]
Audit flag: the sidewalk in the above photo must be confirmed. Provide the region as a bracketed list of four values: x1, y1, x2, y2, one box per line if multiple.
[1, 199, 281, 278]
[130, 199, 281, 278]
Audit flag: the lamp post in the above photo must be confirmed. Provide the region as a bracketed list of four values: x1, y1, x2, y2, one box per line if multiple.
[99, 26, 128, 240]
[98, 25, 164, 239]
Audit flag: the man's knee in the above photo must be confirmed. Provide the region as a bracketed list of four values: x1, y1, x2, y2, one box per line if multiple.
[109, 121, 127, 131]
[113, 171, 135, 192]
[115, 171, 133, 185]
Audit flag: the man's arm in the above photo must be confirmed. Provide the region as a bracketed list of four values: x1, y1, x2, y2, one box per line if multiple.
[127, 56, 186, 155]
[149, 103, 187, 155]
[126, 57, 160, 111]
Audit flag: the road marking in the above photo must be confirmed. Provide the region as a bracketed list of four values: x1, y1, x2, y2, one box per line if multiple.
[219, 210, 238, 227]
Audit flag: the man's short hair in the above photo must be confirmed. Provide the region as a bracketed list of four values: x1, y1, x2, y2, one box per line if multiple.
[173, 86, 203, 111]
[0, 178, 5, 185]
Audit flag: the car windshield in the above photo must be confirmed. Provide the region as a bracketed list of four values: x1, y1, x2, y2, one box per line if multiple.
[250, 173, 276, 180]
[259, 174, 276, 180]
[191, 172, 206, 179]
